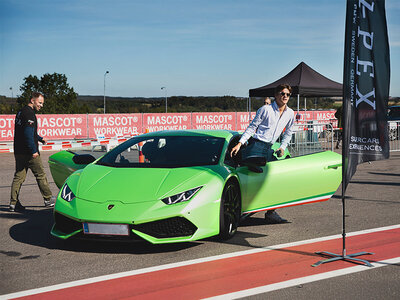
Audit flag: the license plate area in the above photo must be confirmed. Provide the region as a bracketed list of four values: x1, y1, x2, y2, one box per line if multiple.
[83, 223, 129, 236]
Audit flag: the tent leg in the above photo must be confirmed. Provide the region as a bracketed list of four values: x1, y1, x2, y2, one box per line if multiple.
[248, 97, 252, 124]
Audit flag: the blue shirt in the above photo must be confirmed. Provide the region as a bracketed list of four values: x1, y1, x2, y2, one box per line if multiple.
[239, 101, 295, 150]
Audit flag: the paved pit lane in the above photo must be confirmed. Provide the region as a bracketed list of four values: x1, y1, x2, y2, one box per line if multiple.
[0, 150, 399, 299]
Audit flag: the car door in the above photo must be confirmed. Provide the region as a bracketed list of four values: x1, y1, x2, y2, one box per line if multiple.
[237, 151, 342, 214]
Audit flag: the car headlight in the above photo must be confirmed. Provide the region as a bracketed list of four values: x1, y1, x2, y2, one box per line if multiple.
[60, 184, 76, 202]
[161, 186, 202, 205]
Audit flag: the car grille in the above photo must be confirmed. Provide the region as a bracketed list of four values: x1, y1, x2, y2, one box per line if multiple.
[54, 212, 82, 234]
[133, 217, 197, 238]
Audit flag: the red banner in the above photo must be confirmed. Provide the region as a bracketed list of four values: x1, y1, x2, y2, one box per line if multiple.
[0, 110, 339, 141]
[37, 114, 88, 140]
[0, 114, 14, 141]
[143, 113, 191, 132]
[88, 114, 142, 138]
[192, 112, 236, 130]
[0, 114, 88, 141]
[294, 110, 336, 122]
[237, 112, 257, 131]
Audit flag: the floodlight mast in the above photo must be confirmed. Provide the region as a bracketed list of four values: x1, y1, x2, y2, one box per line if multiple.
[104, 71, 109, 114]
[161, 86, 167, 113]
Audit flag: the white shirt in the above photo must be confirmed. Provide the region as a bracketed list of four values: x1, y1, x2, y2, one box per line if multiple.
[239, 101, 295, 150]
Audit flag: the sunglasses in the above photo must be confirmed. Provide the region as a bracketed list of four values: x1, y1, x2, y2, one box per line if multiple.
[280, 92, 291, 97]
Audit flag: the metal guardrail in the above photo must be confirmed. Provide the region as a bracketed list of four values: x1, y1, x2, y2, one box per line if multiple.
[389, 121, 400, 152]
[285, 122, 334, 157]
[285, 121, 400, 156]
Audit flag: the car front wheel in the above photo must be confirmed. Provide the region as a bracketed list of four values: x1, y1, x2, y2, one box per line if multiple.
[219, 181, 241, 240]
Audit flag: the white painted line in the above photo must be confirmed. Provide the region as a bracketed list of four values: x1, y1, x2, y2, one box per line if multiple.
[205, 257, 400, 299]
[1, 224, 399, 300]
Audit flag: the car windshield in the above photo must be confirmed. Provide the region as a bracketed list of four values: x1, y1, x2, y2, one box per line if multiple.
[97, 135, 225, 168]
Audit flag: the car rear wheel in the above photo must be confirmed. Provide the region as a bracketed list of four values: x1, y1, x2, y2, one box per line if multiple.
[219, 181, 241, 240]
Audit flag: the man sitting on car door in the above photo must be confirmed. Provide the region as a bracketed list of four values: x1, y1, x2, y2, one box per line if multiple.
[230, 84, 295, 224]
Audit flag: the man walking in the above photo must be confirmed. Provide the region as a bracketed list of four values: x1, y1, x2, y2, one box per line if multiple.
[231, 84, 295, 223]
[9, 92, 54, 212]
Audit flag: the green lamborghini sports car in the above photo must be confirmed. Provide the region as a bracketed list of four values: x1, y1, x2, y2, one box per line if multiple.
[48, 130, 342, 244]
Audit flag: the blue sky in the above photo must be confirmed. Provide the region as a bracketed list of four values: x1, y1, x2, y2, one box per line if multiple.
[1, 0, 399, 98]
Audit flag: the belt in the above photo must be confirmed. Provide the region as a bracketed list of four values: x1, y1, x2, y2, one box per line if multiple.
[249, 137, 272, 146]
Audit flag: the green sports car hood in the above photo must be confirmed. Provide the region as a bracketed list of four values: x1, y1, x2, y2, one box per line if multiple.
[72, 164, 216, 204]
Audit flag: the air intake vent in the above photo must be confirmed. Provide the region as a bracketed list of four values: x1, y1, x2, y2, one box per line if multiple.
[133, 217, 197, 238]
[54, 212, 82, 234]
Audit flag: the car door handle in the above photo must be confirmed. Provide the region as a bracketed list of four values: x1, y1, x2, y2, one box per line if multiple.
[326, 163, 342, 169]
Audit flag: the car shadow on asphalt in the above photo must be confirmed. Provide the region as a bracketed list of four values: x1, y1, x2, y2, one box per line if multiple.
[368, 172, 400, 177]
[350, 180, 400, 186]
[206, 215, 291, 248]
[206, 230, 267, 247]
[331, 194, 354, 199]
[2, 207, 201, 254]
[331, 194, 400, 204]
[239, 215, 292, 227]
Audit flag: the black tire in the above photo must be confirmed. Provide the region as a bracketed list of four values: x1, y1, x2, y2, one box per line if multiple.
[219, 181, 241, 240]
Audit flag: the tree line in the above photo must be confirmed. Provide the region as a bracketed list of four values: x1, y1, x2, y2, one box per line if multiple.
[1, 73, 345, 114]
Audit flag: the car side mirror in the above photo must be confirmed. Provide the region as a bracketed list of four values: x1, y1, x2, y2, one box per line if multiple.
[241, 156, 266, 173]
[73, 154, 96, 165]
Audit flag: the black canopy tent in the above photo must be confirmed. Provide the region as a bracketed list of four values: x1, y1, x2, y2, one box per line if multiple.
[249, 62, 343, 97]
[248, 62, 343, 115]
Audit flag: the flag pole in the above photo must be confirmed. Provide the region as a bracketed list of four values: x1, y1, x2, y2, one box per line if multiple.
[310, 0, 393, 268]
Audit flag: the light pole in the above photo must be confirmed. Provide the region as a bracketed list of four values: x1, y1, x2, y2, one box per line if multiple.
[9, 87, 14, 112]
[104, 71, 109, 114]
[161, 86, 167, 113]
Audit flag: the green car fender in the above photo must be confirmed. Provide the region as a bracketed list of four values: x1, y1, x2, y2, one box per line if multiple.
[49, 150, 98, 189]
[54, 169, 83, 218]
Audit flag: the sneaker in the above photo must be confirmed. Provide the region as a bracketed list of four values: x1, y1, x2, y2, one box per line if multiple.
[265, 210, 287, 224]
[44, 196, 56, 207]
[9, 201, 26, 213]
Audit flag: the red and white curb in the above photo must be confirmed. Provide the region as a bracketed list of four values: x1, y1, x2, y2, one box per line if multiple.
[1, 224, 399, 300]
[0, 136, 135, 153]
[207, 256, 400, 299]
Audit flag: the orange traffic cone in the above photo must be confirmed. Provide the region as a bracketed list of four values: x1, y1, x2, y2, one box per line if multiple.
[138, 129, 149, 163]
[138, 141, 144, 163]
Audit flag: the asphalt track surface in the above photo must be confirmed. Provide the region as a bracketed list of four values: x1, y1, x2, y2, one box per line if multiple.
[0, 150, 399, 299]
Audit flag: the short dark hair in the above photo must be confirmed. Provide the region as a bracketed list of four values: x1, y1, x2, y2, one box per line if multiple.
[274, 84, 292, 95]
[31, 92, 44, 99]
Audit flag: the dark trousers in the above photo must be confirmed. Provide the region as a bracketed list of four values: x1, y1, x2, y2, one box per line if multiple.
[242, 138, 274, 162]
[10, 154, 52, 205]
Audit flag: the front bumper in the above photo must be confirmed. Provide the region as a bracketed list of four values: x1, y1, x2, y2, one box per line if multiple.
[51, 194, 220, 244]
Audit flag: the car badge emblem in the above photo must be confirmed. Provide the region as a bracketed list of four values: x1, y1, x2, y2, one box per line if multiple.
[108, 205, 114, 210]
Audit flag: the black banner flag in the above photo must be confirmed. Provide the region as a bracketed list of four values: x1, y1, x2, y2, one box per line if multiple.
[342, 0, 390, 190]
